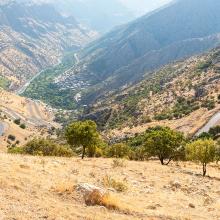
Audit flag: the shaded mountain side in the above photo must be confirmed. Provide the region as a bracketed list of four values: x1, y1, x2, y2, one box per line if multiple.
[52, 0, 220, 106]
[81, 34, 220, 104]
[81, 47, 220, 132]
[0, 1, 96, 90]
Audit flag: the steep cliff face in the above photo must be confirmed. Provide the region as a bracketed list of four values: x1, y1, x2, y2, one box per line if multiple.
[0, 1, 96, 90]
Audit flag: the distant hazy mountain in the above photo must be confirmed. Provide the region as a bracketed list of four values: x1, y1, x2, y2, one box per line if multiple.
[0, 0, 95, 90]
[55, 0, 220, 105]
[119, 0, 172, 16]
[50, 0, 134, 33]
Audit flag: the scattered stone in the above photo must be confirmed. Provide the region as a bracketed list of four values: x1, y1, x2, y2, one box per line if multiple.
[169, 180, 182, 191]
[19, 164, 30, 169]
[189, 203, 195, 208]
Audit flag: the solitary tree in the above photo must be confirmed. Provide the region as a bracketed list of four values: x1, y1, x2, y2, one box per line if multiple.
[144, 126, 185, 165]
[65, 120, 101, 159]
[186, 139, 216, 176]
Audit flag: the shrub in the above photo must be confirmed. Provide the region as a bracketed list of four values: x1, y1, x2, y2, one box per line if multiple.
[106, 143, 130, 158]
[9, 138, 74, 157]
[19, 124, 26, 129]
[8, 135, 16, 141]
[130, 146, 149, 161]
[8, 146, 25, 154]
[197, 60, 212, 71]
[209, 126, 220, 138]
[197, 132, 213, 140]
[112, 158, 126, 168]
[102, 175, 128, 192]
[215, 143, 220, 164]
[201, 99, 215, 110]
[14, 118, 21, 125]
[186, 139, 216, 176]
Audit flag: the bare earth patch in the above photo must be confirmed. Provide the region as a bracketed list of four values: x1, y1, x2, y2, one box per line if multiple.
[0, 154, 219, 219]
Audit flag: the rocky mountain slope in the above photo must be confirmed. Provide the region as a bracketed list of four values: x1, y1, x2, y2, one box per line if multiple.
[82, 47, 220, 137]
[0, 0, 96, 90]
[52, 0, 220, 106]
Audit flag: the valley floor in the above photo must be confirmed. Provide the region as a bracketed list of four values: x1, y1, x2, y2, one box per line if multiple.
[0, 154, 219, 220]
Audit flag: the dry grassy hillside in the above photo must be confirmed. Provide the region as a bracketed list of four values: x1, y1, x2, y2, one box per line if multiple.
[0, 154, 219, 220]
[0, 89, 58, 150]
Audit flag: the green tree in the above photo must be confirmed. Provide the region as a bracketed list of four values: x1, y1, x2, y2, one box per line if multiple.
[65, 120, 101, 159]
[144, 126, 185, 165]
[186, 139, 216, 176]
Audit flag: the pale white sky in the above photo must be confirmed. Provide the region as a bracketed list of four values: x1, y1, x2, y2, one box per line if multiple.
[119, 0, 172, 15]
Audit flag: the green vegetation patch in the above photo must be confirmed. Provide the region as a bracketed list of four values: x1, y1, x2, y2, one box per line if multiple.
[23, 63, 77, 110]
[0, 76, 10, 89]
[155, 97, 200, 121]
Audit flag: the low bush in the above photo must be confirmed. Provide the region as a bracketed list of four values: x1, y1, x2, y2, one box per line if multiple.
[8, 135, 16, 141]
[112, 158, 126, 168]
[14, 118, 21, 125]
[102, 175, 128, 192]
[106, 143, 131, 158]
[8, 138, 74, 157]
[19, 124, 26, 129]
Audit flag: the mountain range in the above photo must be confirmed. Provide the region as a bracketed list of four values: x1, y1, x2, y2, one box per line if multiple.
[52, 0, 220, 107]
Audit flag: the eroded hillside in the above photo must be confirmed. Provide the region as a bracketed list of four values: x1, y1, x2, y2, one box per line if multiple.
[0, 89, 58, 150]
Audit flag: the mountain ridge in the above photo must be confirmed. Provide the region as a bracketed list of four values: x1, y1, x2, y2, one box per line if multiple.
[47, 0, 220, 107]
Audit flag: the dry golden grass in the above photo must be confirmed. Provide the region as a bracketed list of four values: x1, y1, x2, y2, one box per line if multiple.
[84, 190, 123, 211]
[102, 175, 128, 192]
[112, 158, 126, 168]
[0, 153, 219, 220]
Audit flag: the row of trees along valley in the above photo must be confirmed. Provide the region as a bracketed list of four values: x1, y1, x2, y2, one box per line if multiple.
[8, 120, 220, 177]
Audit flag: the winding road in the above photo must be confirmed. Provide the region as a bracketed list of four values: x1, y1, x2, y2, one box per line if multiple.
[0, 122, 8, 136]
[195, 111, 220, 136]
[16, 58, 62, 95]
[16, 69, 45, 95]
[0, 123, 4, 136]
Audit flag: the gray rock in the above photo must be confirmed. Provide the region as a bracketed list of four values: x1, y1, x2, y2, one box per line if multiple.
[76, 183, 105, 196]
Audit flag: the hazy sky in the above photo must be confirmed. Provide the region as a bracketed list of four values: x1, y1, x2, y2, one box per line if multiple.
[120, 0, 172, 15]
